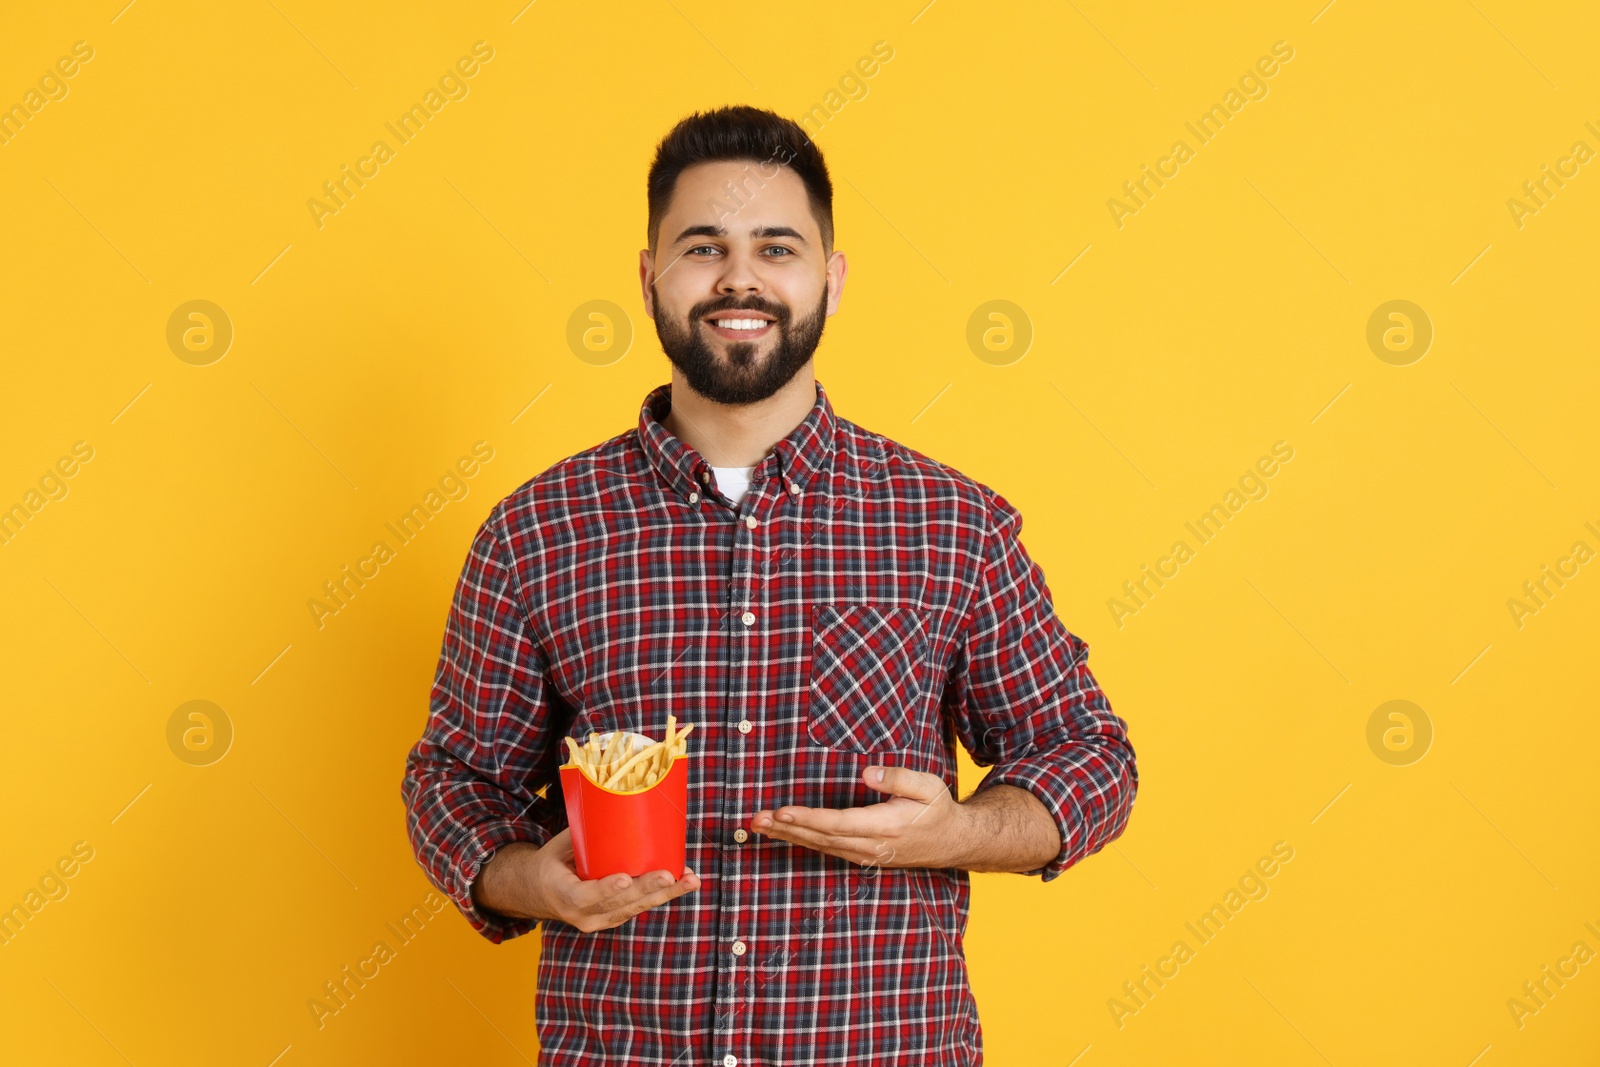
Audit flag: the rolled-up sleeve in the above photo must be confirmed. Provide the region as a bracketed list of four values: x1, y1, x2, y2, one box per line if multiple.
[947, 487, 1138, 881]
[401, 506, 569, 942]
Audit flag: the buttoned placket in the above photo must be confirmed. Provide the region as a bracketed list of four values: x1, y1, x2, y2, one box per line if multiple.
[710, 443, 799, 1066]
[644, 384, 827, 1061]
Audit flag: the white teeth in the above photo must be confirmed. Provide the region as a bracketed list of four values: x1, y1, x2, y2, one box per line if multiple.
[710, 318, 770, 330]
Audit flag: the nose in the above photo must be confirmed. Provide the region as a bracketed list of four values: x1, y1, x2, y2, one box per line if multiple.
[715, 245, 765, 298]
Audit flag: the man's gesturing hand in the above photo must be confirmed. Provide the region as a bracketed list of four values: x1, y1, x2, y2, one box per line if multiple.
[472, 829, 700, 933]
[750, 765, 964, 869]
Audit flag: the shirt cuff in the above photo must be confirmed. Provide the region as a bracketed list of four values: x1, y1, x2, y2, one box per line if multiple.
[442, 816, 558, 943]
[975, 759, 1090, 883]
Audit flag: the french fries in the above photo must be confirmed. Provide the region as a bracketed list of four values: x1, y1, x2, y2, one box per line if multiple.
[562, 713, 695, 792]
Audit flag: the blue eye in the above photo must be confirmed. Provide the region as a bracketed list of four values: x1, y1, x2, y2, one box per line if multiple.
[685, 245, 795, 257]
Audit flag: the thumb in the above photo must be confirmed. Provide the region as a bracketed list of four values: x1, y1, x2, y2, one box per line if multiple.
[863, 765, 941, 801]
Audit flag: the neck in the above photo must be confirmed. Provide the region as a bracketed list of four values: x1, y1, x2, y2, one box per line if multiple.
[662, 366, 816, 468]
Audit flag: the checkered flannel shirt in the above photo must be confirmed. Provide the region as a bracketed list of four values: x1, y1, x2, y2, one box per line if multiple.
[402, 378, 1138, 1065]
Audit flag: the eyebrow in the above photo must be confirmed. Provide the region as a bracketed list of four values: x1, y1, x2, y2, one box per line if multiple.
[671, 224, 809, 247]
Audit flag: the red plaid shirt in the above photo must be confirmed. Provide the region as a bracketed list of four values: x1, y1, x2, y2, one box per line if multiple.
[402, 379, 1138, 1065]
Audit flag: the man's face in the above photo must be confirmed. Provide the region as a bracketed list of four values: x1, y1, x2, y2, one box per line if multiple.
[642, 159, 845, 406]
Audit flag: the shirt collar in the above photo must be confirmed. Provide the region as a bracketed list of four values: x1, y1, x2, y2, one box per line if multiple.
[638, 379, 836, 503]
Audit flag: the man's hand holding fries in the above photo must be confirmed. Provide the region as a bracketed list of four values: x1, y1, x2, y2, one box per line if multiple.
[472, 830, 701, 933]
[471, 714, 701, 933]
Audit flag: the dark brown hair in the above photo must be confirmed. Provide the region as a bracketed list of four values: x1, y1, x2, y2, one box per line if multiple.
[646, 105, 834, 256]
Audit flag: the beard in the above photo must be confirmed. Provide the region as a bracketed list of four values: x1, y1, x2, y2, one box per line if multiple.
[651, 280, 829, 406]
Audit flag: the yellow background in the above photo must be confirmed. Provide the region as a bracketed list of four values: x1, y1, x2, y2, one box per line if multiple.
[2, 1, 1596, 1063]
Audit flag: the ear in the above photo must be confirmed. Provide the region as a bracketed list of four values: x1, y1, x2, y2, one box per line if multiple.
[824, 250, 847, 317]
[639, 249, 657, 316]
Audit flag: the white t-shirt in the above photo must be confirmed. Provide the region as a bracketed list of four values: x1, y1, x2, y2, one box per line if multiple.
[712, 465, 758, 506]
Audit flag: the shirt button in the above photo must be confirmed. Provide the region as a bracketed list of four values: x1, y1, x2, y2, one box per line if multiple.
[688, 492, 699, 504]
[733, 828, 748, 843]
[787, 480, 799, 494]
[701, 471, 711, 483]
[744, 515, 758, 529]
[740, 611, 755, 626]
[737, 719, 752, 734]
[731, 940, 746, 956]
[724, 1057, 738, 1067]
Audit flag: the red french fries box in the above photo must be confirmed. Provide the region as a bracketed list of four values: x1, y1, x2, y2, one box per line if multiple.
[559, 731, 689, 881]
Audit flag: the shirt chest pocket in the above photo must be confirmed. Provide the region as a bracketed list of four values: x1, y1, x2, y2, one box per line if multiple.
[806, 604, 930, 753]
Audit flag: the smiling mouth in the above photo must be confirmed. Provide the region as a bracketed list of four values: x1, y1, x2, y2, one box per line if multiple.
[704, 314, 776, 339]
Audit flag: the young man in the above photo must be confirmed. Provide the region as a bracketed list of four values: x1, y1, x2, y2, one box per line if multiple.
[402, 105, 1138, 1066]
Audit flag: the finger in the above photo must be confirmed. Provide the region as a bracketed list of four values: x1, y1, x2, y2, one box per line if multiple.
[757, 803, 897, 837]
[756, 822, 882, 862]
[593, 866, 700, 911]
[569, 870, 641, 912]
[595, 868, 701, 925]
[865, 765, 947, 802]
[546, 837, 589, 884]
